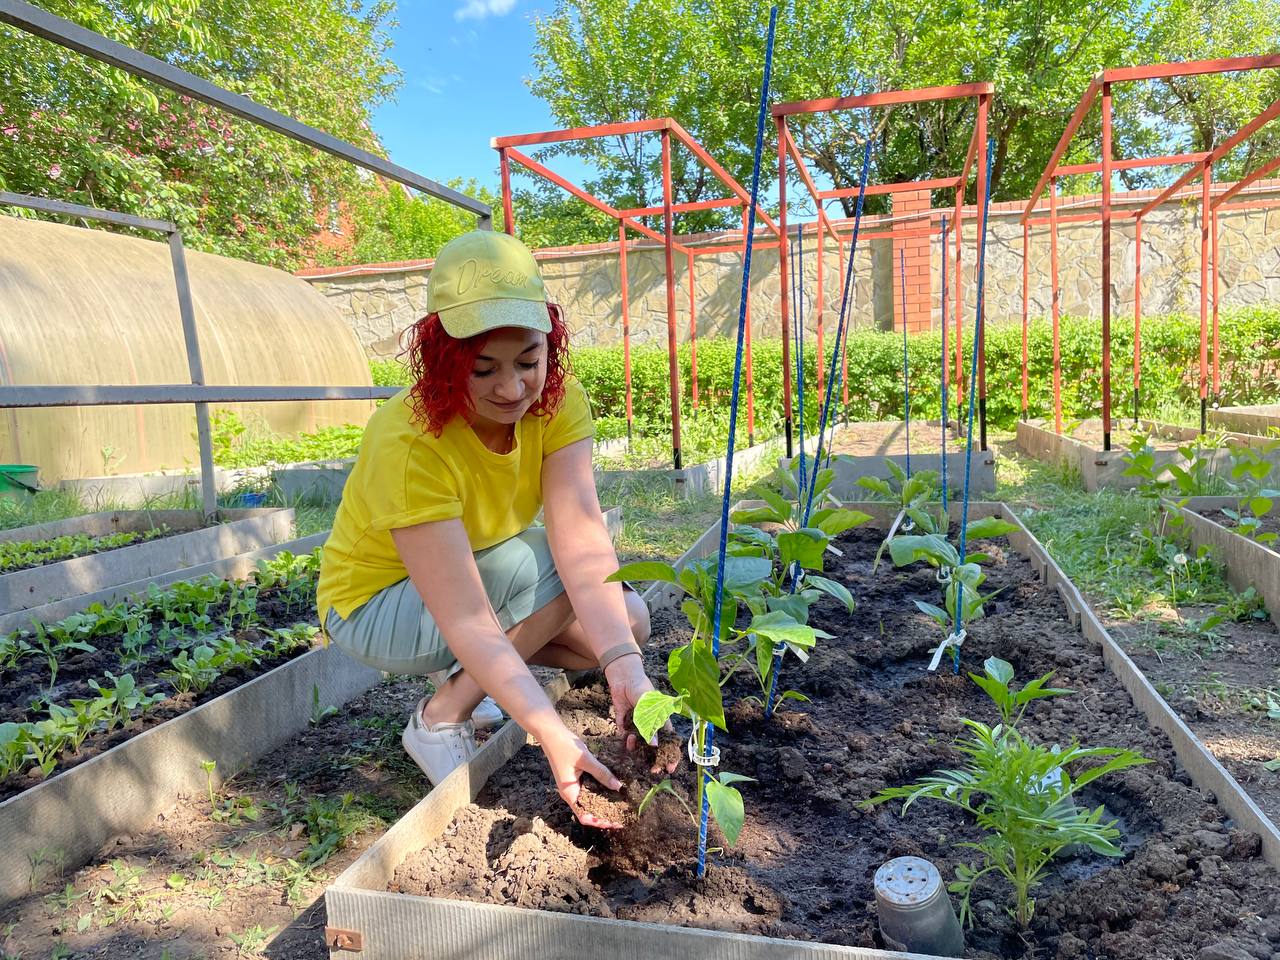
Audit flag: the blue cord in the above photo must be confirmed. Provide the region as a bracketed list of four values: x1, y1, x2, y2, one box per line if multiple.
[801, 140, 871, 526]
[940, 216, 949, 515]
[951, 140, 995, 675]
[900, 247, 911, 479]
[698, 5, 776, 878]
[794, 223, 807, 495]
[765, 139, 872, 718]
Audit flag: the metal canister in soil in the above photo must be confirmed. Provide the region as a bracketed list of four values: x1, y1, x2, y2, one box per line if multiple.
[874, 856, 965, 957]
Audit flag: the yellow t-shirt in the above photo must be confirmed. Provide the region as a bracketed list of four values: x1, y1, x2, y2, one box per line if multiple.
[316, 378, 594, 622]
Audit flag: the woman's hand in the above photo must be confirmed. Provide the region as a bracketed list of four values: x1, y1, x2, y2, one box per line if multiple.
[604, 655, 679, 774]
[539, 723, 623, 829]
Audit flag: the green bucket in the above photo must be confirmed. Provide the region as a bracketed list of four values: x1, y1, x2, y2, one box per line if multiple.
[0, 465, 39, 500]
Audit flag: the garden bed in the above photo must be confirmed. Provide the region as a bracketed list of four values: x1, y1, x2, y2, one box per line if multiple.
[1018, 418, 1280, 492]
[1117, 495, 1280, 825]
[1210, 404, 1280, 436]
[0, 538, 371, 906]
[326, 509, 1279, 960]
[787, 421, 996, 497]
[0, 508, 294, 622]
[0, 674, 436, 958]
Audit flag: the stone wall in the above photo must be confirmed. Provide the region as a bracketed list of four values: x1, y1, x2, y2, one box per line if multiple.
[298, 179, 1280, 357]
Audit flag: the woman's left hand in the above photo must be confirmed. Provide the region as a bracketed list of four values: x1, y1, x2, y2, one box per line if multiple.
[603, 656, 679, 773]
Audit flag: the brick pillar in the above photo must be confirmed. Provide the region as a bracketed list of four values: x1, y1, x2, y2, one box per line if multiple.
[893, 189, 932, 331]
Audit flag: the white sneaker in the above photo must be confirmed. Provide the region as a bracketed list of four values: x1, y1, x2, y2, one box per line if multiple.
[428, 669, 505, 730]
[402, 698, 478, 786]
[470, 696, 504, 731]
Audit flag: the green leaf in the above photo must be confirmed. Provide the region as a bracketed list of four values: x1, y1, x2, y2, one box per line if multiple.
[778, 529, 827, 572]
[765, 593, 812, 623]
[721, 556, 772, 590]
[607, 561, 678, 585]
[913, 599, 949, 625]
[754, 632, 775, 686]
[705, 778, 746, 846]
[668, 640, 725, 731]
[984, 657, 1014, 686]
[803, 574, 855, 612]
[632, 691, 683, 743]
[1249, 496, 1273, 518]
[964, 517, 1018, 541]
[730, 507, 785, 526]
[749, 610, 830, 659]
[811, 508, 872, 538]
[729, 525, 774, 551]
[888, 533, 960, 569]
[855, 476, 894, 498]
[759, 487, 794, 525]
[780, 689, 811, 702]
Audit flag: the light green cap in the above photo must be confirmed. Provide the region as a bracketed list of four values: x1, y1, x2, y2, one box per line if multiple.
[426, 230, 551, 339]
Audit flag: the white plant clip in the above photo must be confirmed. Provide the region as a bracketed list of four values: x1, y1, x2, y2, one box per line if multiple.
[927, 628, 966, 673]
[936, 566, 953, 584]
[902, 516, 916, 533]
[687, 729, 721, 768]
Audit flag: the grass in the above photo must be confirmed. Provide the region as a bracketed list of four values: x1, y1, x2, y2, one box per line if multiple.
[597, 447, 787, 564]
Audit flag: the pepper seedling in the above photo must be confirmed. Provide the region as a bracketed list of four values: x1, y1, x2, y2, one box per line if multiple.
[887, 515, 1017, 669]
[728, 466, 866, 696]
[870, 657, 1150, 928]
[608, 554, 826, 851]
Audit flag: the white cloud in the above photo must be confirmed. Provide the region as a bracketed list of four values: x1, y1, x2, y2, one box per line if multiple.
[454, 0, 516, 20]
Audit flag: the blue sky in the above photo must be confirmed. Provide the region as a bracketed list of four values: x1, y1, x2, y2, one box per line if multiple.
[370, 0, 588, 194]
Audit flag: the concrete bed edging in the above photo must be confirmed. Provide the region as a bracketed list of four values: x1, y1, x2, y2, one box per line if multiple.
[324, 502, 1278, 959]
[1016, 419, 1280, 492]
[0, 517, 315, 636]
[0, 508, 295, 619]
[596, 432, 820, 501]
[1209, 404, 1280, 436]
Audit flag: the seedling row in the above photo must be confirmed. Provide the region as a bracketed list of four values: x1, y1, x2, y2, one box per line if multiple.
[0, 550, 322, 798]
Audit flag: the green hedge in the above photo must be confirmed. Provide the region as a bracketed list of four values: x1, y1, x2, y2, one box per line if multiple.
[368, 307, 1280, 437]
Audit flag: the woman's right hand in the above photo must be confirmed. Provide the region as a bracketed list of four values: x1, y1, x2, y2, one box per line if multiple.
[538, 722, 623, 829]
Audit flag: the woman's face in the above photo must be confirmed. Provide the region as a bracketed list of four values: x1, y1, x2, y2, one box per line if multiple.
[466, 326, 548, 426]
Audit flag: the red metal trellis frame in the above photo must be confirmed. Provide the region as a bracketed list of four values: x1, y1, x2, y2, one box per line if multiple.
[1020, 55, 1280, 449]
[493, 119, 781, 470]
[772, 82, 995, 450]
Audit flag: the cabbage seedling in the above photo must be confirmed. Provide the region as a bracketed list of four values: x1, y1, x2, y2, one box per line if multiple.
[870, 657, 1150, 927]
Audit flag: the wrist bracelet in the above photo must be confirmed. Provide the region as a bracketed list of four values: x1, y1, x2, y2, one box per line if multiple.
[598, 641, 642, 671]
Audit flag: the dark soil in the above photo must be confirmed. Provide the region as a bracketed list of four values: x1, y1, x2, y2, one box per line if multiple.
[0, 590, 319, 802]
[0, 676, 435, 960]
[392, 527, 1280, 960]
[1197, 505, 1280, 540]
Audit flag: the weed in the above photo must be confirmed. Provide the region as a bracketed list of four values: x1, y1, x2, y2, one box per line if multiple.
[228, 924, 278, 955]
[310, 684, 339, 726]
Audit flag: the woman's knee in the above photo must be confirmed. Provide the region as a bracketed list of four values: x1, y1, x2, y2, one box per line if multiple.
[625, 589, 651, 645]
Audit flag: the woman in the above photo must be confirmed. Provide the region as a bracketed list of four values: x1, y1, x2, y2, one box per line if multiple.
[317, 229, 659, 829]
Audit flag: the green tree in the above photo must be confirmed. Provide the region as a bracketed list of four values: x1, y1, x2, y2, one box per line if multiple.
[1119, 0, 1280, 187]
[0, 0, 401, 268]
[535, 0, 1280, 214]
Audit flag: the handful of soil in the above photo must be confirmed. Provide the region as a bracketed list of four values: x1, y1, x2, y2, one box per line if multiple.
[576, 735, 684, 828]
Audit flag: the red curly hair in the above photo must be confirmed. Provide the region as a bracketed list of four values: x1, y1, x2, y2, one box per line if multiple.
[403, 303, 571, 436]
